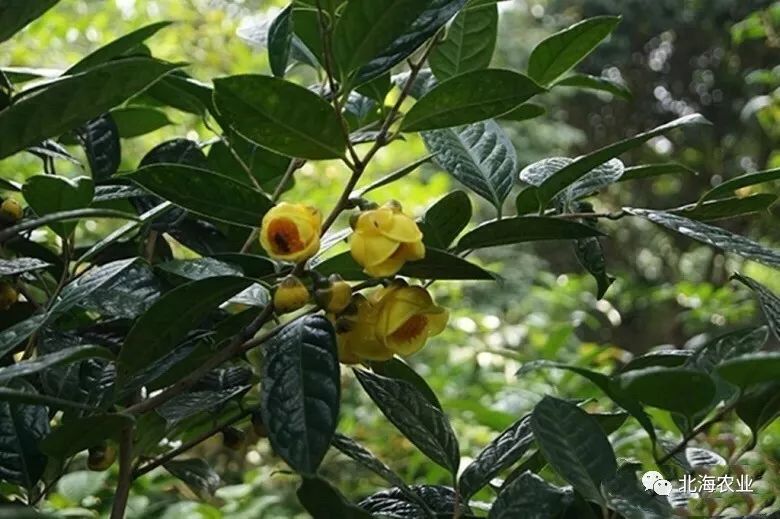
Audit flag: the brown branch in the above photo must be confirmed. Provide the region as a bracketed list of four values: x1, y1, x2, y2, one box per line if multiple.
[109, 426, 135, 519]
[657, 404, 735, 465]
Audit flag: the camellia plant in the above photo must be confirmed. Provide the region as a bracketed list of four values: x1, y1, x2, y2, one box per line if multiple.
[0, 1, 779, 518]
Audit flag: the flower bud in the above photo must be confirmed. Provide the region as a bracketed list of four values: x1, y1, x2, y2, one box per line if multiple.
[251, 411, 268, 438]
[87, 444, 117, 471]
[222, 426, 246, 450]
[273, 275, 309, 314]
[0, 281, 18, 311]
[259, 202, 322, 262]
[0, 199, 22, 223]
[314, 274, 352, 313]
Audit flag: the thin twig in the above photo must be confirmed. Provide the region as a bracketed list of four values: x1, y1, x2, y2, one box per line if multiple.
[110, 426, 135, 519]
[553, 210, 628, 221]
[657, 404, 735, 464]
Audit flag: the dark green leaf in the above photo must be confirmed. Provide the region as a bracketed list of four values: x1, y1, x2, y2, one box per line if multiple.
[670, 194, 777, 221]
[515, 187, 539, 214]
[77, 114, 121, 180]
[420, 191, 472, 248]
[498, 103, 546, 122]
[40, 414, 134, 458]
[520, 157, 625, 202]
[602, 465, 672, 519]
[534, 114, 709, 209]
[22, 175, 94, 237]
[528, 16, 620, 86]
[618, 162, 697, 182]
[359, 485, 466, 517]
[716, 352, 780, 389]
[459, 414, 534, 500]
[422, 120, 516, 211]
[0, 346, 112, 385]
[429, 2, 498, 80]
[261, 315, 340, 476]
[110, 106, 173, 138]
[354, 155, 434, 197]
[736, 382, 780, 446]
[732, 273, 780, 341]
[0, 388, 93, 411]
[158, 257, 242, 281]
[0, 58, 179, 160]
[488, 471, 568, 519]
[369, 358, 442, 410]
[331, 434, 413, 496]
[353, 0, 468, 85]
[207, 131, 292, 192]
[210, 253, 277, 279]
[530, 396, 617, 504]
[621, 350, 692, 372]
[213, 74, 346, 160]
[117, 276, 253, 380]
[552, 73, 631, 100]
[356, 73, 392, 104]
[268, 5, 294, 77]
[65, 21, 173, 75]
[626, 208, 780, 269]
[574, 237, 613, 299]
[401, 69, 543, 131]
[79, 261, 161, 319]
[355, 369, 459, 475]
[315, 247, 496, 281]
[455, 216, 604, 250]
[698, 167, 780, 203]
[157, 387, 248, 425]
[0, 0, 59, 43]
[0, 258, 50, 276]
[125, 164, 274, 227]
[0, 380, 49, 491]
[619, 367, 716, 416]
[297, 477, 373, 519]
[164, 458, 221, 498]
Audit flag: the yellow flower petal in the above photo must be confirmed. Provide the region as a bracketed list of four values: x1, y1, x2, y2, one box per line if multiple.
[363, 255, 405, 277]
[380, 212, 423, 243]
[350, 232, 399, 268]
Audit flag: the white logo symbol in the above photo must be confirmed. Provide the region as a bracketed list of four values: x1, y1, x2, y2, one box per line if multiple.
[642, 471, 672, 495]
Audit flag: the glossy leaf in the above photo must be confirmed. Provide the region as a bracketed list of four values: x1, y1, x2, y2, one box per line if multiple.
[420, 191, 472, 248]
[359, 485, 467, 517]
[602, 465, 672, 519]
[117, 276, 253, 380]
[716, 352, 780, 389]
[459, 414, 534, 500]
[40, 414, 134, 458]
[79, 261, 161, 319]
[499, 103, 546, 122]
[455, 216, 604, 250]
[0, 57, 179, 160]
[297, 477, 373, 519]
[732, 273, 780, 341]
[552, 73, 631, 100]
[619, 162, 697, 182]
[157, 387, 248, 425]
[429, 1, 498, 80]
[213, 74, 347, 160]
[125, 164, 274, 227]
[158, 257, 242, 281]
[626, 208, 780, 269]
[0, 381, 49, 491]
[77, 114, 121, 180]
[619, 367, 716, 416]
[488, 471, 568, 519]
[261, 315, 340, 476]
[671, 194, 777, 221]
[110, 106, 173, 138]
[528, 16, 620, 86]
[0, 257, 50, 276]
[355, 369, 460, 474]
[164, 458, 221, 498]
[331, 434, 413, 496]
[736, 382, 780, 446]
[422, 120, 516, 211]
[0, 346, 113, 385]
[698, 167, 780, 203]
[369, 358, 442, 410]
[0, 0, 59, 43]
[520, 157, 624, 202]
[268, 5, 294, 77]
[402, 69, 543, 131]
[530, 396, 617, 504]
[22, 175, 94, 237]
[574, 237, 613, 299]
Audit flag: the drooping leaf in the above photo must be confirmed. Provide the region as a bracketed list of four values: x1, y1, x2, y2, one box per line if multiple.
[79, 261, 161, 319]
[297, 477, 373, 519]
[626, 208, 780, 269]
[110, 106, 173, 138]
[621, 350, 692, 372]
[602, 465, 672, 519]
[402, 69, 542, 132]
[164, 458, 221, 498]
[715, 352, 780, 389]
[22, 175, 94, 237]
[0, 58, 179, 160]
[458, 414, 534, 500]
[0, 0, 59, 43]
[552, 73, 631, 100]
[419, 191, 472, 248]
[354, 369, 459, 475]
[0, 258, 50, 277]
[331, 434, 413, 497]
[158, 257, 242, 281]
[574, 237, 613, 299]
[206, 131, 292, 192]
[520, 157, 625, 203]
[429, 1, 498, 80]
[40, 413, 134, 459]
[455, 216, 604, 251]
[488, 471, 569, 519]
[268, 4, 294, 77]
[532, 114, 709, 209]
[65, 21, 173, 75]
[213, 74, 347, 160]
[422, 120, 517, 211]
[619, 367, 716, 417]
[76, 114, 121, 180]
[530, 396, 617, 504]
[117, 276, 253, 380]
[355, 73, 392, 104]
[261, 315, 340, 476]
[618, 162, 697, 182]
[698, 167, 780, 203]
[732, 273, 780, 342]
[125, 164, 274, 227]
[736, 382, 780, 447]
[157, 386, 248, 425]
[528, 16, 621, 86]
[671, 194, 777, 221]
[0, 380, 50, 492]
[358, 485, 468, 517]
[0, 346, 113, 385]
[369, 358, 442, 410]
[499, 103, 546, 122]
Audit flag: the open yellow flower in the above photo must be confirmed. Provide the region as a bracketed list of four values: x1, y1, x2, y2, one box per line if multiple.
[334, 294, 393, 364]
[260, 202, 322, 262]
[349, 201, 425, 278]
[371, 282, 448, 356]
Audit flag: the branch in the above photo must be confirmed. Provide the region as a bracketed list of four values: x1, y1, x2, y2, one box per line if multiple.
[109, 426, 135, 519]
[657, 404, 735, 464]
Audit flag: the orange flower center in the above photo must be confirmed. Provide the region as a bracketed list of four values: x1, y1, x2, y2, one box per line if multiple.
[390, 314, 427, 342]
[268, 218, 305, 254]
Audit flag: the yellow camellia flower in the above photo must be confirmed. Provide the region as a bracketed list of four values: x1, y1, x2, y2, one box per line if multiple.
[334, 282, 448, 363]
[273, 275, 310, 314]
[371, 281, 448, 356]
[87, 444, 117, 471]
[0, 199, 23, 223]
[315, 273, 353, 314]
[349, 201, 425, 278]
[0, 281, 18, 311]
[260, 202, 322, 262]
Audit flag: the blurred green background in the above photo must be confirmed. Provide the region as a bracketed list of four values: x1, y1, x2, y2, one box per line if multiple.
[1, 0, 779, 517]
